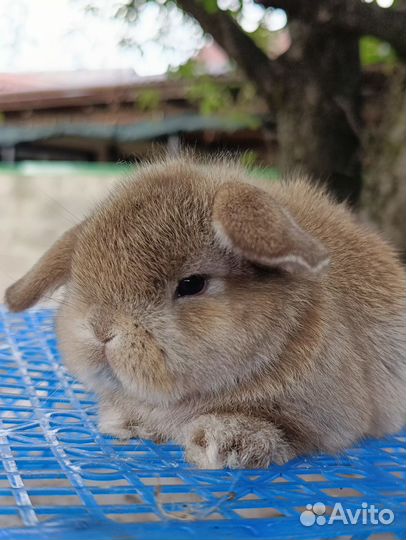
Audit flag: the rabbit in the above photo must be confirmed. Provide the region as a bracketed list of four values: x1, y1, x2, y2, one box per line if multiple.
[5, 156, 405, 469]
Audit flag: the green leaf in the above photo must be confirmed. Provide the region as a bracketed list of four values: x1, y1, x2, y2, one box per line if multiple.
[248, 25, 269, 50]
[360, 36, 397, 67]
[170, 59, 199, 80]
[201, 0, 219, 14]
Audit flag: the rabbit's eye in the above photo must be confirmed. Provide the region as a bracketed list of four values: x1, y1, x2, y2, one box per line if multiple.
[176, 275, 207, 297]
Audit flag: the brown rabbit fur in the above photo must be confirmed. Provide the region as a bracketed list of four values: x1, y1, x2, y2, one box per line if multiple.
[5, 156, 405, 469]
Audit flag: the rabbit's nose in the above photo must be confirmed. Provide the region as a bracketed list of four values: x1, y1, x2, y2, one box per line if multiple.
[100, 334, 115, 344]
[92, 324, 115, 345]
[89, 308, 115, 344]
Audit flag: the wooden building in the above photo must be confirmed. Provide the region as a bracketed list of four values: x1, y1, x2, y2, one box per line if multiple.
[0, 69, 275, 164]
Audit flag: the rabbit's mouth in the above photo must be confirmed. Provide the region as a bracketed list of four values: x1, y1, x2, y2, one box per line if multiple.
[99, 334, 178, 402]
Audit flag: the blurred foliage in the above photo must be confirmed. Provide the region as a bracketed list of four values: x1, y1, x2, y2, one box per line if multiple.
[170, 59, 261, 127]
[187, 78, 233, 115]
[391, 0, 406, 8]
[360, 37, 398, 67]
[174, 59, 201, 79]
[82, 0, 402, 130]
[137, 89, 162, 111]
[106, 0, 280, 129]
[250, 25, 273, 51]
[239, 150, 260, 168]
[201, 0, 219, 14]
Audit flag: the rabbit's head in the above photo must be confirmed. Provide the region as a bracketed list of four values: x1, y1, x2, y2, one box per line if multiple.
[5, 158, 329, 405]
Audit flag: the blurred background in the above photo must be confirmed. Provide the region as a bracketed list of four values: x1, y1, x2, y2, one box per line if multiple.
[0, 0, 405, 299]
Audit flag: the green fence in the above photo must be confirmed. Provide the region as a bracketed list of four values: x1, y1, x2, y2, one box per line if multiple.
[0, 161, 279, 179]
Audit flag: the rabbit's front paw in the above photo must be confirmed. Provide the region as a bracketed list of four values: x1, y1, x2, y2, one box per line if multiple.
[98, 405, 137, 440]
[98, 403, 167, 442]
[184, 414, 295, 469]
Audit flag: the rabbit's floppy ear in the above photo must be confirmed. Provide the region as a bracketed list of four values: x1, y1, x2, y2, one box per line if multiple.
[5, 224, 82, 312]
[213, 182, 329, 274]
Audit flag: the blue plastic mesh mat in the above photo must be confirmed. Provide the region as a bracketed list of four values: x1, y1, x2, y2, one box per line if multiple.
[0, 307, 405, 540]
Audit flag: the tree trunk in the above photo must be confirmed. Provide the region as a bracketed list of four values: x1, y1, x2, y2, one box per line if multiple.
[276, 22, 362, 204]
[175, 1, 363, 203]
[360, 66, 405, 253]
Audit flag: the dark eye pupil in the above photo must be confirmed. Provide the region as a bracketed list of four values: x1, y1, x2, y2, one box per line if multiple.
[176, 275, 206, 297]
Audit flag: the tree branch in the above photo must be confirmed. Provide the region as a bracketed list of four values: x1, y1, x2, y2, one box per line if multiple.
[255, 0, 406, 58]
[175, 0, 287, 103]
